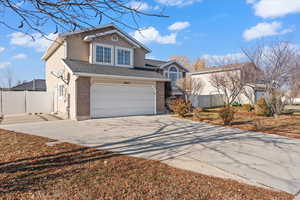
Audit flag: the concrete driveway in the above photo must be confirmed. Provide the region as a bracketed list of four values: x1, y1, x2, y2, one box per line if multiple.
[1, 115, 300, 195]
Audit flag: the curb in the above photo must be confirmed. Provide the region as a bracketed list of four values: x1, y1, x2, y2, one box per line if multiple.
[293, 190, 300, 200]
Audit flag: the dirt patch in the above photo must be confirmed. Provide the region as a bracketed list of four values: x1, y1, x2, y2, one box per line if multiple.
[0, 129, 293, 200]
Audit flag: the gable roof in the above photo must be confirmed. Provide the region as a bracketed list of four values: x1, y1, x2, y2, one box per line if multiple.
[145, 59, 189, 72]
[82, 29, 142, 49]
[62, 59, 169, 81]
[12, 79, 46, 91]
[159, 60, 189, 72]
[42, 24, 151, 60]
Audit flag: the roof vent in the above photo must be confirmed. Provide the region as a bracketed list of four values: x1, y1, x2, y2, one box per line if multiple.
[111, 35, 118, 41]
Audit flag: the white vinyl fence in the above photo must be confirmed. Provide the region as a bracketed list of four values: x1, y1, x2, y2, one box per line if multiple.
[189, 94, 224, 108]
[293, 98, 300, 104]
[0, 91, 54, 115]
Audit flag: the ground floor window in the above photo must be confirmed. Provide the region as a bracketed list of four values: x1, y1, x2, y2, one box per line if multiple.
[58, 84, 64, 98]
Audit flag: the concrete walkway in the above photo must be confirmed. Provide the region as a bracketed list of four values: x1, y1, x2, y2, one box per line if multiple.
[0, 113, 63, 125]
[1, 115, 300, 195]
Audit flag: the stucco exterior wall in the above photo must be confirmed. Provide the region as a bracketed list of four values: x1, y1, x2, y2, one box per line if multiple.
[66, 27, 147, 67]
[69, 75, 77, 120]
[66, 35, 90, 62]
[45, 43, 70, 116]
[134, 48, 147, 68]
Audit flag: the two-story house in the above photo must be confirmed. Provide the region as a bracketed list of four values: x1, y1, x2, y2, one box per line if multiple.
[43, 24, 188, 120]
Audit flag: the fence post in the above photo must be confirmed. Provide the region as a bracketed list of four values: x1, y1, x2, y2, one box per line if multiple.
[24, 90, 27, 113]
[0, 89, 3, 116]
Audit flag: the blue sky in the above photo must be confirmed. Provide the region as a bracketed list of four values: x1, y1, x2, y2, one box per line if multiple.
[0, 0, 300, 84]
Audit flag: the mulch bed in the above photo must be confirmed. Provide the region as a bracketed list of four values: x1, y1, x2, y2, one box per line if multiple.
[0, 129, 293, 200]
[181, 108, 300, 139]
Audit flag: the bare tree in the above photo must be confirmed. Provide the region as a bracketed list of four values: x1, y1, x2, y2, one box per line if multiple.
[243, 40, 299, 116]
[209, 69, 245, 106]
[193, 58, 206, 71]
[169, 56, 193, 71]
[0, 68, 15, 89]
[0, 0, 167, 36]
[176, 74, 203, 100]
[207, 54, 259, 106]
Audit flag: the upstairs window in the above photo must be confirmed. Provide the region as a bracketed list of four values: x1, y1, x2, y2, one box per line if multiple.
[94, 44, 112, 65]
[165, 66, 182, 86]
[116, 47, 133, 67]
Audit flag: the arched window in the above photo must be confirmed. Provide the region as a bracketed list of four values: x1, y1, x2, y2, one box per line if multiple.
[166, 65, 182, 86]
[170, 66, 178, 72]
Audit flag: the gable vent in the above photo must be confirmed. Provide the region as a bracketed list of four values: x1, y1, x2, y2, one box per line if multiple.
[111, 35, 118, 41]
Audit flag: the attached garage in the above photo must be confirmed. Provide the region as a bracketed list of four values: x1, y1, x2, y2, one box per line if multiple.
[62, 59, 169, 120]
[90, 83, 156, 118]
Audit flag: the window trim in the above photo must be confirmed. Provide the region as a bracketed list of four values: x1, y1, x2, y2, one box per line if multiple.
[115, 46, 134, 68]
[166, 65, 182, 86]
[93, 43, 113, 65]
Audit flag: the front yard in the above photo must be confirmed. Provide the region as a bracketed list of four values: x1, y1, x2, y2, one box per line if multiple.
[181, 107, 300, 139]
[0, 129, 293, 200]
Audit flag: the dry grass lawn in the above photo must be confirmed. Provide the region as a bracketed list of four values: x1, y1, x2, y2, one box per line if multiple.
[183, 108, 300, 139]
[0, 129, 293, 200]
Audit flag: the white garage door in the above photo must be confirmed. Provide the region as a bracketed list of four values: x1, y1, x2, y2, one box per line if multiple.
[91, 84, 156, 118]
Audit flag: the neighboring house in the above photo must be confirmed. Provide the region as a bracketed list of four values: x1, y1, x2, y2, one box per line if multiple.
[145, 59, 189, 96]
[190, 63, 265, 105]
[43, 24, 189, 120]
[11, 79, 46, 91]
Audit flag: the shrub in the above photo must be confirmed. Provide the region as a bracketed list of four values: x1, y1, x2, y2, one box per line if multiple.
[219, 106, 235, 125]
[193, 107, 204, 120]
[232, 102, 242, 107]
[168, 98, 191, 117]
[242, 104, 254, 112]
[255, 98, 271, 116]
[253, 119, 264, 131]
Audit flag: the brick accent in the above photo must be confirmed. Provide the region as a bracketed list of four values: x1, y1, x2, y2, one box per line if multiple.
[156, 81, 166, 114]
[76, 77, 91, 120]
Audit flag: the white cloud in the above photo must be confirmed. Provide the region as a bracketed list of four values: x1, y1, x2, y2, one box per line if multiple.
[168, 21, 190, 31]
[0, 62, 11, 68]
[127, 1, 154, 11]
[12, 53, 27, 59]
[133, 27, 177, 44]
[201, 53, 246, 66]
[155, 0, 201, 6]
[243, 22, 293, 41]
[0, 47, 5, 53]
[247, 0, 300, 18]
[9, 32, 57, 52]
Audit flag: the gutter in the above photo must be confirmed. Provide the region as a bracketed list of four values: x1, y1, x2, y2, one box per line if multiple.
[73, 72, 170, 82]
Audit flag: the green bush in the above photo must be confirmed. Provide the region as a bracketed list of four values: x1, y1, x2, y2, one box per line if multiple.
[219, 107, 235, 125]
[168, 98, 191, 117]
[193, 107, 204, 120]
[232, 102, 242, 107]
[255, 98, 271, 116]
[242, 104, 254, 112]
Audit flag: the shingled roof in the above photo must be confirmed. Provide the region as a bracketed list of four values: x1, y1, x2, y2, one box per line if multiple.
[145, 59, 168, 67]
[62, 59, 169, 81]
[190, 62, 254, 75]
[12, 79, 46, 91]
